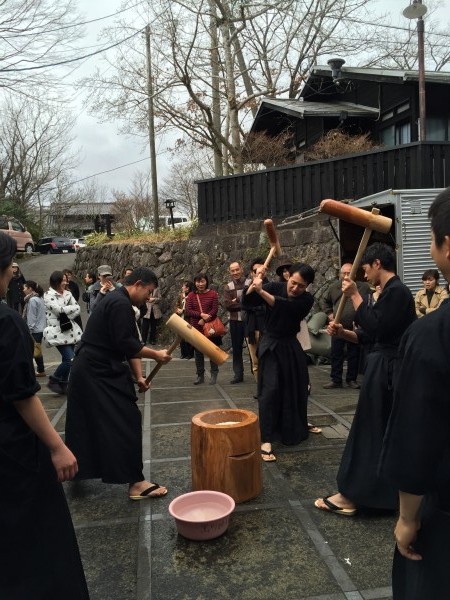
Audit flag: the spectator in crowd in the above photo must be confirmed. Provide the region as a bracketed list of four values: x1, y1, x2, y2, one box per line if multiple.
[141, 287, 162, 344]
[63, 268, 80, 301]
[43, 271, 82, 394]
[244, 258, 267, 381]
[320, 263, 370, 390]
[90, 265, 120, 311]
[82, 270, 97, 315]
[23, 280, 47, 378]
[414, 268, 448, 318]
[0, 232, 90, 599]
[223, 261, 252, 383]
[119, 266, 134, 284]
[175, 280, 195, 359]
[243, 263, 315, 462]
[185, 273, 221, 385]
[64, 268, 83, 330]
[6, 261, 25, 312]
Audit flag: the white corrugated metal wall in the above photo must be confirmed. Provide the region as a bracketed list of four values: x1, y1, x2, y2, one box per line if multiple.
[349, 188, 445, 295]
[398, 190, 443, 294]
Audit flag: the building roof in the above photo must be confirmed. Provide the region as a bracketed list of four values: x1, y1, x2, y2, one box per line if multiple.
[303, 65, 450, 91]
[48, 201, 116, 216]
[254, 98, 379, 120]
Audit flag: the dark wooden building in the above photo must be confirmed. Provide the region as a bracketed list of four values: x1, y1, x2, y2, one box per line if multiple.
[198, 64, 450, 224]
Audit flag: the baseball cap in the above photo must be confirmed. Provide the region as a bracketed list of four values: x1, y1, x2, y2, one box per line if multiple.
[98, 264, 112, 276]
[12, 262, 19, 268]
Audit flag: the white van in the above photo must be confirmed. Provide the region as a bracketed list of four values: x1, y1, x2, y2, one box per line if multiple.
[159, 215, 191, 229]
[0, 215, 35, 253]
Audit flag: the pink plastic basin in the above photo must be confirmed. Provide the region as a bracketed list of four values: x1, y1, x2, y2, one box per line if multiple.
[168, 490, 235, 541]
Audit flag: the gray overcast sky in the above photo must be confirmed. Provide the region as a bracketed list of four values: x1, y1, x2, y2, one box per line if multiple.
[69, 0, 450, 196]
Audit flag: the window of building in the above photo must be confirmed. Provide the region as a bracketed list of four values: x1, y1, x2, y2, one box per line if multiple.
[427, 117, 449, 141]
[395, 121, 411, 145]
[380, 121, 411, 147]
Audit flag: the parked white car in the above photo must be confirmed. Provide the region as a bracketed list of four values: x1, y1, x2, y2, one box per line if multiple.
[71, 238, 86, 251]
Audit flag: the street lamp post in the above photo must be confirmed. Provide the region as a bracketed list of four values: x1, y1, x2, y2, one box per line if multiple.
[165, 199, 176, 230]
[403, 0, 427, 142]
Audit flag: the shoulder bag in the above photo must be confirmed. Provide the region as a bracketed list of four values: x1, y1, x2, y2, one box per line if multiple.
[59, 310, 73, 332]
[196, 294, 227, 338]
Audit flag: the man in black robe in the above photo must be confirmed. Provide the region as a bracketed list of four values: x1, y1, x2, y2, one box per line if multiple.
[315, 243, 415, 515]
[242, 263, 314, 462]
[379, 187, 450, 599]
[65, 267, 171, 500]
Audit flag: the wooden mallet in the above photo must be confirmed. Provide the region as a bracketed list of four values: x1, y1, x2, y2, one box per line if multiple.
[144, 313, 229, 385]
[319, 199, 392, 325]
[263, 219, 283, 269]
[145, 336, 182, 385]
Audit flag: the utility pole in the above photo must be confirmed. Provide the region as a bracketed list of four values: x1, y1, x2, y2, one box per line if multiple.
[403, 1, 427, 142]
[209, 1, 223, 176]
[145, 25, 159, 232]
[417, 15, 426, 141]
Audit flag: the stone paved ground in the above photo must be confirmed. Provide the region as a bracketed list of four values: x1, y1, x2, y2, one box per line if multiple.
[39, 346, 395, 600]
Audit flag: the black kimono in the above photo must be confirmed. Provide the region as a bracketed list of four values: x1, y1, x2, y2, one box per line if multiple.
[336, 275, 416, 509]
[242, 282, 314, 445]
[66, 287, 145, 484]
[380, 300, 450, 599]
[0, 304, 89, 599]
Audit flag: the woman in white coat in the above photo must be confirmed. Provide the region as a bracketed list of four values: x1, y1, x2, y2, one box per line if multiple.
[43, 270, 82, 394]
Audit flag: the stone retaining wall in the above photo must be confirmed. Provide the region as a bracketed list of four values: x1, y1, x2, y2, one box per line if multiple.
[74, 215, 340, 341]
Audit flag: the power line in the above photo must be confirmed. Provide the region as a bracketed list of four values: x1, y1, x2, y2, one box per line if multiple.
[0, 29, 143, 72]
[59, 148, 172, 189]
[337, 14, 450, 40]
[71, 157, 150, 185]
[1, 0, 149, 38]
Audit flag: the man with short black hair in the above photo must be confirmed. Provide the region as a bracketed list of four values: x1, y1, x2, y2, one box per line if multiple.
[315, 243, 415, 516]
[66, 266, 171, 500]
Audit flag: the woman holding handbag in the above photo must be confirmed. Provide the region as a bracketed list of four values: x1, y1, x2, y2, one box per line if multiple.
[43, 271, 82, 394]
[185, 273, 222, 385]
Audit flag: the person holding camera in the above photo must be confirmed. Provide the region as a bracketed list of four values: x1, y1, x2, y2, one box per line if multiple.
[43, 270, 82, 394]
[90, 264, 121, 312]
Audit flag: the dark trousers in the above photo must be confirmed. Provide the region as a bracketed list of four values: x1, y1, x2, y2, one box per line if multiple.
[31, 332, 45, 374]
[195, 349, 219, 376]
[141, 314, 159, 343]
[330, 336, 360, 383]
[229, 320, 245, 379]
[180, 339, 194, 358]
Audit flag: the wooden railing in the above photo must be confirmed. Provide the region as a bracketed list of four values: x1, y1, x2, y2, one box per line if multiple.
[197, 142, 450, 223]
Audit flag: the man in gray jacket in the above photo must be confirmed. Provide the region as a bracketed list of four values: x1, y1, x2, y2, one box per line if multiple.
[320, 263, 370, 389]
